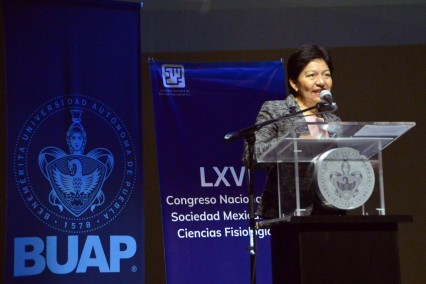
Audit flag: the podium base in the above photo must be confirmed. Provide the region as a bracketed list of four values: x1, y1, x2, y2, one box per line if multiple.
[265, 215, 412, 284]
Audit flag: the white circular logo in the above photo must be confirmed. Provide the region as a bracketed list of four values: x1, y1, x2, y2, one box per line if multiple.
[314, 147, 375, 210]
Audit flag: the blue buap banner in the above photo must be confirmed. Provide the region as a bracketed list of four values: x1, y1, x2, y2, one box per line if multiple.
[3, 1, 144, 283]
[149, 60, 285, 283]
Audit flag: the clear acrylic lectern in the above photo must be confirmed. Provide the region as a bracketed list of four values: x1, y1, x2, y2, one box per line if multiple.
[257, 121, 415, 222]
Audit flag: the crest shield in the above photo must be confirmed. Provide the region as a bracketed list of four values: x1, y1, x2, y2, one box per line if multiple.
[46, 154, 107, 217]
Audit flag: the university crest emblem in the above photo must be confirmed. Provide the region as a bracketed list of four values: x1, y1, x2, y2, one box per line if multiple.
[314, 147, 375, 210]
[13, 95, 137, 233]
[39, 110, 114, 217]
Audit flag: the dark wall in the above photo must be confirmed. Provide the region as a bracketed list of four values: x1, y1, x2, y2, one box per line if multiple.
[141, 1, 426, 52]
[142, 45, 426, 284]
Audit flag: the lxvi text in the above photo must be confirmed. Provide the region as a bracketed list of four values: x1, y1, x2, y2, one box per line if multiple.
[200, 166, 245, 187]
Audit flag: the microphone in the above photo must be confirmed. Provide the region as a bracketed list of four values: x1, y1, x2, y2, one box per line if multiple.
[320, 90, 335, 105]
[224, 131, 240, 141]
[318, 90, 338, 112]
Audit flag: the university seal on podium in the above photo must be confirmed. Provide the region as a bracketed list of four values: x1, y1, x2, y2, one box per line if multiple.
[314, 147, 375, 210]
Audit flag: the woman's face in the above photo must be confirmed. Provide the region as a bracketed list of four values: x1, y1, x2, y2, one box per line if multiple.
[290, 58, 332, 107]
[70, 132, 84, 152]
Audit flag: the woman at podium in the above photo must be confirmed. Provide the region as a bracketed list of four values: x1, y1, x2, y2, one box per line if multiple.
[246, 44, 343, 219]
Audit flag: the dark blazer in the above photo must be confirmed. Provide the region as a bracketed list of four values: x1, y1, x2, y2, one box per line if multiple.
[244, 94, 341, 218]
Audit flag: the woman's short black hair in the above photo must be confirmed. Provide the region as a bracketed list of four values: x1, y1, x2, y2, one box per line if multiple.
[287, 44, 333, 94]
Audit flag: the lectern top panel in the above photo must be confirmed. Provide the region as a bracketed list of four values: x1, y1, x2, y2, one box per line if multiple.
[258, 121, 415, 163]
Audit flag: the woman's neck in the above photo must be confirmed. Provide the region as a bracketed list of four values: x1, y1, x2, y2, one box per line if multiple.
[295, 96, 319, 115]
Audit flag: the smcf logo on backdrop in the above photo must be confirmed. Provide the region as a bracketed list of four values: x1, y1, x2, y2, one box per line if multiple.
[13, 95, 136, 233]
[161, 64, 185, 88]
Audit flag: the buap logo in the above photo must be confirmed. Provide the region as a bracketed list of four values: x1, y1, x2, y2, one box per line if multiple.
[161, 64, 185, 88]
[13, 95, 137, 233]
[39, 109, 113, 217]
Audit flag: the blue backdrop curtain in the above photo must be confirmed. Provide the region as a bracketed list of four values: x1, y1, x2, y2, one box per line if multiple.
[149, 60, 285, 283]
[3, 1, 144, 283]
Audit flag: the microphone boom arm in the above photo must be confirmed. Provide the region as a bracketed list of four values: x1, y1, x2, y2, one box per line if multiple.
[224, 101, 336, 142]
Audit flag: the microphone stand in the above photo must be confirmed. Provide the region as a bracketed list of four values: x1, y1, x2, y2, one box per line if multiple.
[224, 102, 336, 284]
